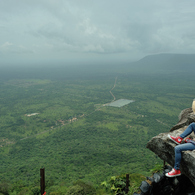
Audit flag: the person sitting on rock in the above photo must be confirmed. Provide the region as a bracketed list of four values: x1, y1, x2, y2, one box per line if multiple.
[166, 122, 195, 177]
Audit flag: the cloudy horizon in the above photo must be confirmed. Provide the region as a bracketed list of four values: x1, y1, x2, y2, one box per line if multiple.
[1, 0, 195, 66]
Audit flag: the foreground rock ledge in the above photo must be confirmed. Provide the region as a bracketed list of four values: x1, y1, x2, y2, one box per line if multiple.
[147, 125, 195, 186]
[147, 107, 195, 186]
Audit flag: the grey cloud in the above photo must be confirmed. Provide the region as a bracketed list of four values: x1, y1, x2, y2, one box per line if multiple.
[0, 42, 34, 54]
[1, 0, 195, 65]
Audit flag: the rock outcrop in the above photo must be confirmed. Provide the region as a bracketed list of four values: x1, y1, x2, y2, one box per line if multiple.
[147, 107, 195, 186]
[134, 166, 195, 195]
[170, 108, 195, 131]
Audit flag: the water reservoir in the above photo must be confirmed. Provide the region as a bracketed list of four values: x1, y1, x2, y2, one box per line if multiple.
[106, 99, 134, 107]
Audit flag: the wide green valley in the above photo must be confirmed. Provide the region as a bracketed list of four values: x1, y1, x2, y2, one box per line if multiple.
[0, 54, 195, 194]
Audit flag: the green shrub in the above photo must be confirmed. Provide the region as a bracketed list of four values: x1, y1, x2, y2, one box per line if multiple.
[101, 173, 146, 195]
[66, 180, 96, 195]
[101, 175, 127, 195]
[149, 163, 163, 174]
[66, 185, 83, 195]
[0, 182, 11, 195]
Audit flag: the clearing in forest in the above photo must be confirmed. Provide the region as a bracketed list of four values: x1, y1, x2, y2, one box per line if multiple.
[106, 99, 135, 107]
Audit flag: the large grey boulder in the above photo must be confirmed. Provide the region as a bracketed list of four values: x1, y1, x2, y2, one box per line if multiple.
[147, 108, 195, 186]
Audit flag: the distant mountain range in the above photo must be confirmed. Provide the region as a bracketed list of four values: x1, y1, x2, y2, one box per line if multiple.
[130, 53, 195, 73]
[0, 53, 194, 80]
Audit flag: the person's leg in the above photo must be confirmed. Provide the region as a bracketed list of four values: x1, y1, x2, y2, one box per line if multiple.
[174, 143, 195, 170]
[168, 123, 195, 144]
[166, 143, 195, 177]
[180, 122, 195, 138]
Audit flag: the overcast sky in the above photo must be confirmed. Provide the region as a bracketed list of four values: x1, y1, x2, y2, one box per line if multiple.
[0, 0, 195, 66]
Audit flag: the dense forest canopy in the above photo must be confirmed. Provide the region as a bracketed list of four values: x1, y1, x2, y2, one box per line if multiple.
[0, 54, 195, 194]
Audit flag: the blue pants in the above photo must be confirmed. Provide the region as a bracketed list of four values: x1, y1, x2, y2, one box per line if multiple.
[174, 122, 195, 170]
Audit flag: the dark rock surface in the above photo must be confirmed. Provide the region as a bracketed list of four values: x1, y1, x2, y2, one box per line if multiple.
[134, 165, 195, 195]
[147, 108, 195, 186]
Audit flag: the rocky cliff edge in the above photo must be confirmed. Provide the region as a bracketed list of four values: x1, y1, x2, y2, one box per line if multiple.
[147, 108, 195, 186]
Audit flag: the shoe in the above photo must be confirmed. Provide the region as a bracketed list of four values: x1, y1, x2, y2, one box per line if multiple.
[184, 137, 195, 145]
[165, 168, 181, 177]
[184, 138, 192, 143]
[168, 134, 183, 144]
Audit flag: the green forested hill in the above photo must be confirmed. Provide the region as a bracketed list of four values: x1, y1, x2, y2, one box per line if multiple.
[0, 54, 195, 194]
